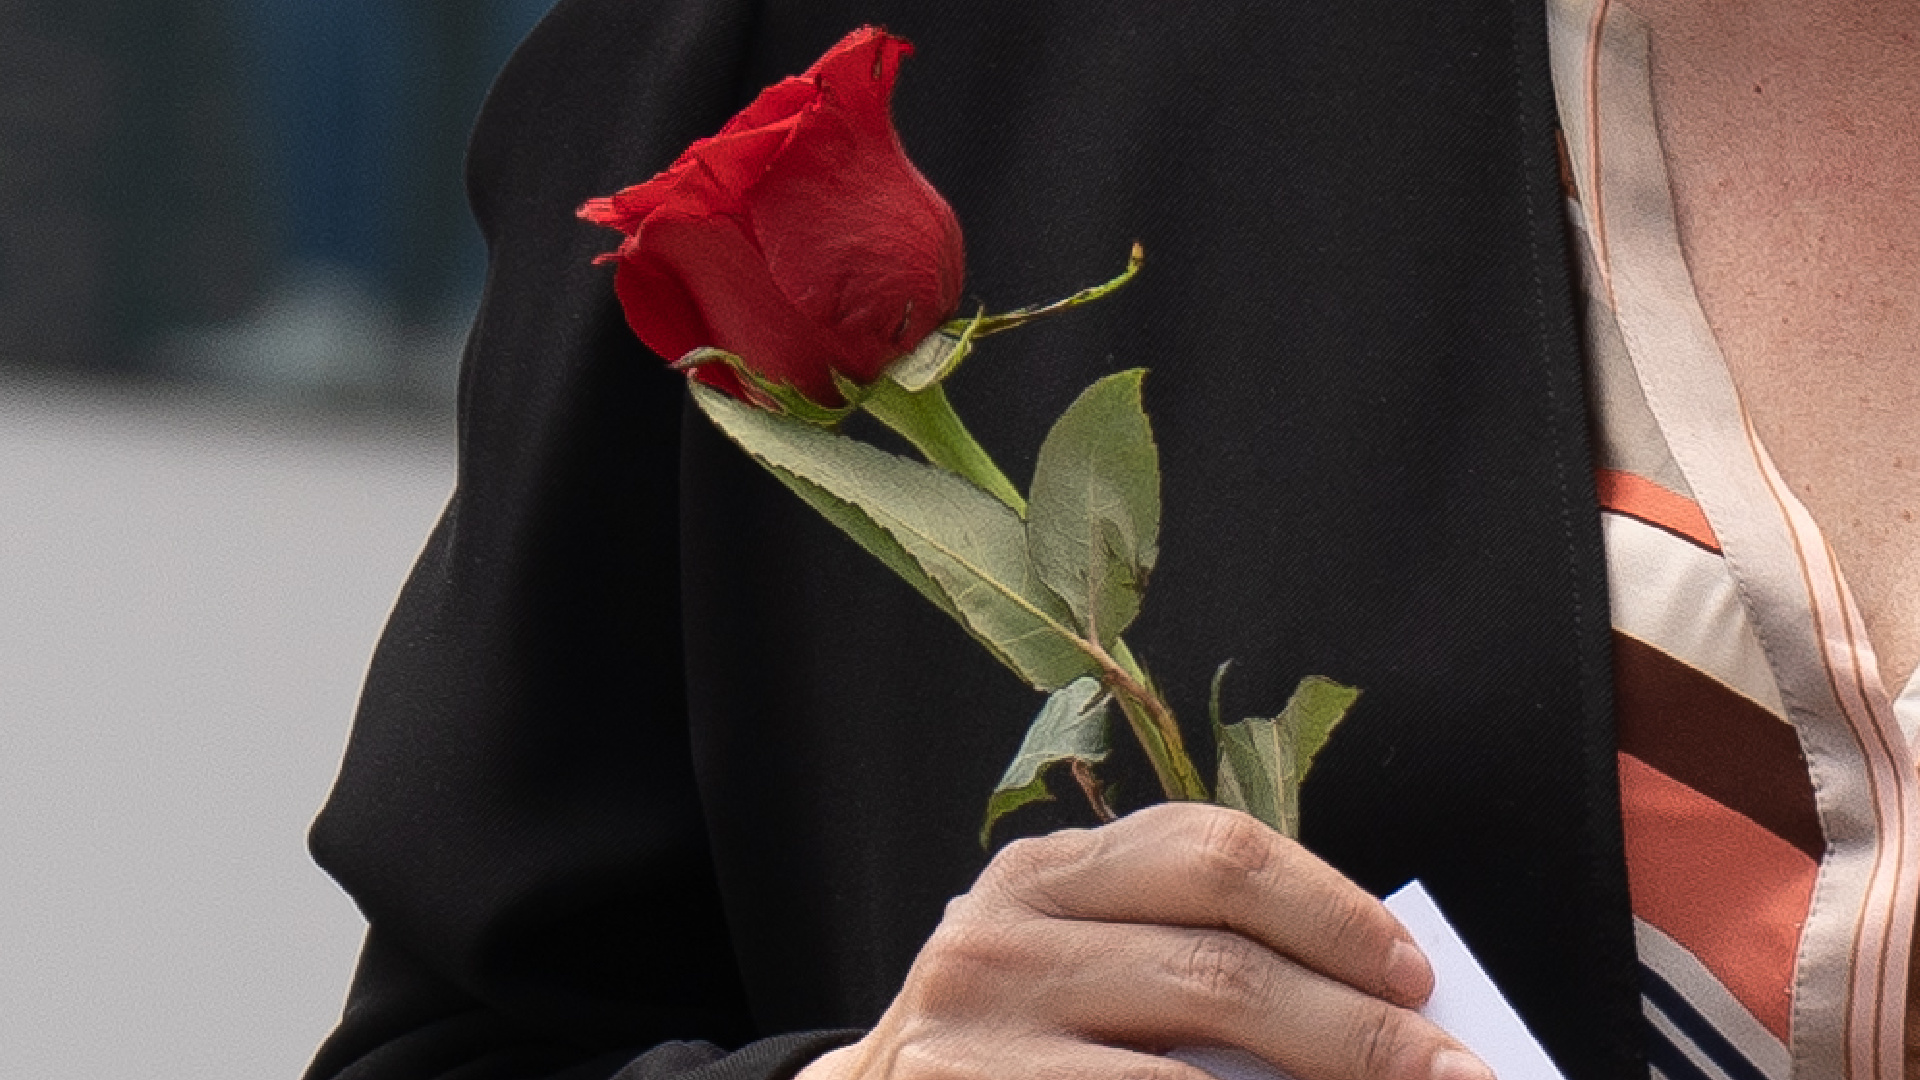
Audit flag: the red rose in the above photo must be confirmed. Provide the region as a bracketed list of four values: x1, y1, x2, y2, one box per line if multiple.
[580, 27, 964, 407]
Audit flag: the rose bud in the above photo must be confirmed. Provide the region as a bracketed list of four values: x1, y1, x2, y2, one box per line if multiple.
[581, 26, 965, 409]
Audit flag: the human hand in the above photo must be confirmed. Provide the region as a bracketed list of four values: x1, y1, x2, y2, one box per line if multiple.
[795, 802, 1493, 1080]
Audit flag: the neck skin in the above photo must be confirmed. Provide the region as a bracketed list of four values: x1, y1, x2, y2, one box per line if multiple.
[1617, 0, 1920, 697]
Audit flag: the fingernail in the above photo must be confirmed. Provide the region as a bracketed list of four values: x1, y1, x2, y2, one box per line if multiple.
[1430, 1049, 1495, 1080]
[1385, 940, 1433, 1005]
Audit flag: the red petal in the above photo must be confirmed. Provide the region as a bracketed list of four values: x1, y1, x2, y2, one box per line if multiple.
[580, 89, 811, 236]
[716, 74, 819, 139]
[609, 244, 712, 367]
[807, 27, 912, 114]
[672, 111, 810, 211]
[742, 92, 964, 381]
[577, 154, 698, 235]
[577, 196, 625, 228]
[639, 208, 857, 405]
[687, 359, 751, 401]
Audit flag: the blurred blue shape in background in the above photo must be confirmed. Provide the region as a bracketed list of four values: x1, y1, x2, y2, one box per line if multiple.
[247, 0, 412, 291]
[0, 0, 560, 412]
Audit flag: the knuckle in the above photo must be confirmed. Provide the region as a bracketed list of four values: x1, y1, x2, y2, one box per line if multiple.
[989, 836, 1050, 879]
[888, 1040, 940, 1080]
[986, 835, 1062, 884]
[921, 916, 1017, 975]
[1167, 932, 1274, 1003]
[1348, 1002, 1424, 1080]
[1315, 887, 1385, 962]
[909, 922, 1020, 1017]
[1192, 809, 1281, 889]
[890, 1036, 984, 1080]
[982, 829, 1099, 912]
[941, 893, 973, 925]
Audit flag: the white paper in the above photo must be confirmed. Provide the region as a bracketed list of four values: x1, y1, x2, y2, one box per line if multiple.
[1168, 881, 1566, 1080]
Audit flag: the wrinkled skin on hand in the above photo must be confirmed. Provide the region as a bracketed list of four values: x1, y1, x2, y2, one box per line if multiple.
[796, 803, 1494, 1080]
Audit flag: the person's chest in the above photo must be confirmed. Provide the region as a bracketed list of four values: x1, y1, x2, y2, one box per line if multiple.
[1667, 200, 1920, 695]
[1629, 0, 1920, 693]
[1735, 359, 1920, 697]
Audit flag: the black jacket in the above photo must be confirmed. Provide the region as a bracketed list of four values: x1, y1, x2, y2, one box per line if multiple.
[303, 1, 1643, 1078]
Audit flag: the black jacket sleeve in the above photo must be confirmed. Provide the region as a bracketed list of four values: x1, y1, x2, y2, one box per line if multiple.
[302, 2, 858, 1078]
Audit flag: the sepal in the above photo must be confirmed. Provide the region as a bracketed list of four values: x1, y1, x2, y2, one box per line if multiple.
[675, 347, 859, 425]
[879, 244, 1141, 396]
[884, 306, 986, 393]
[943, 243, 1142, 342]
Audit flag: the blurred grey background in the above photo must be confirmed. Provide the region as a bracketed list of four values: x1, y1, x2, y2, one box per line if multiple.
[1, 0, 558, 1075]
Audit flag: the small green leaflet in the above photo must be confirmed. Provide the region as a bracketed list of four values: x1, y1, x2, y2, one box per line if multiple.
[882, 307, 984, 393]
[1025, 370, 1160, 646]
[694, 386, 1099, 691]
[886, 331, 966, 392]
[981, 677, 1112, 847]
[1211, 668, 1361, 839]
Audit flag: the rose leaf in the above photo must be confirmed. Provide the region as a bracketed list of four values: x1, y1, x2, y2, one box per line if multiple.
[695, 385, 1099, 691]
[1212, 674, 1361, 839]
[1025, 370, 1160, 646]
[761, 466, 960, 624]
[981, 677, 1112, 847]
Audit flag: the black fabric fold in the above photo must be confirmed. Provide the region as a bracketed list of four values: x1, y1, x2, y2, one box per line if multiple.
[611, 1034, 865, 1080]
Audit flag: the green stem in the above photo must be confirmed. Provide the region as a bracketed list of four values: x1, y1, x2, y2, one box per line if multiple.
[1112, 693, 1185, 802]
[861, 380, 1027, 515]
[1100, 640, 1210, 803]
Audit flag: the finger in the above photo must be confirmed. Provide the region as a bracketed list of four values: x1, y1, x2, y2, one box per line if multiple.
[1030, 919, 1486, 1080]
[879, 1033, 1224, 1080]
[979, 803, 1433, 1006]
